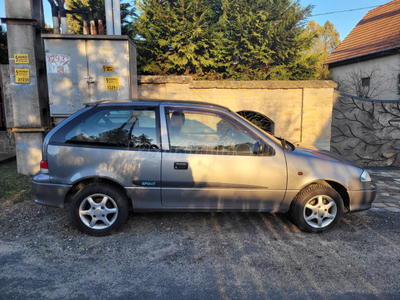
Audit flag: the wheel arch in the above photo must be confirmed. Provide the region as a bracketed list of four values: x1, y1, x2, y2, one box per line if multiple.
[325, 180, 350, 211]
[294, 180, 349, 211]
[65, 177, 132, 209]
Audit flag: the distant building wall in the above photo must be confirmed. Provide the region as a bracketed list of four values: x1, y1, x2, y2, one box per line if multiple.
[138, 76, 337, 150]
[330, 55, 400, 101]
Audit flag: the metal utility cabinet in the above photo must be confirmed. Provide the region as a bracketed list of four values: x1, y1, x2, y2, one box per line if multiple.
[42, 34, 138, 120]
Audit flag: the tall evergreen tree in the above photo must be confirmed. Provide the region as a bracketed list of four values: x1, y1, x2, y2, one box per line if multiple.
[135, 0, 318, 80]
[135, 0, 225, 77]
[220, 0, 317, 80]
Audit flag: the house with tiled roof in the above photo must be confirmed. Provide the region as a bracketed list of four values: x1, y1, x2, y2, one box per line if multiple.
[326, 0, 400, 100]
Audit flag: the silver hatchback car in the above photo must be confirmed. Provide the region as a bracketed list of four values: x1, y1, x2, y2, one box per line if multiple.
[33, 100, 376, 235]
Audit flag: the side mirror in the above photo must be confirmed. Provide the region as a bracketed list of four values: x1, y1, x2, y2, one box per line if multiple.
[253, 141, 264, 155]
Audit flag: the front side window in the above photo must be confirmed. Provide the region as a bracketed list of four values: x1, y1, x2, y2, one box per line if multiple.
[51, 107, 160, 149]
[166, 108, 260, 156]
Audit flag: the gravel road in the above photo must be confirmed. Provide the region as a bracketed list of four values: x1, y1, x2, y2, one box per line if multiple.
[1, 199, 399, 299]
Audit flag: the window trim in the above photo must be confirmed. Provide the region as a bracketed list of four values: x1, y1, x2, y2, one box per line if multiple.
[49, 106, 161, 152]
[162, 106, 275, 157]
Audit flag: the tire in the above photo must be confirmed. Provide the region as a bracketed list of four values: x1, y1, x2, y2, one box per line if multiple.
[290, 184, 343, 233]
[71, 183, 129, 236]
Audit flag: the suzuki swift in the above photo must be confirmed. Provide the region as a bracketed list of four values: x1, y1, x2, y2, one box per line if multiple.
[32, 100, 377, 235]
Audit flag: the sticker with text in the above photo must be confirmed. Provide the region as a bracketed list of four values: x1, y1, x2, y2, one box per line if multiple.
[102, 65, 114, 73]
[15, 69, 30, 83]
[14, 54, 29, 64]
[46, 53, 70, 74]
[105, 77, 119, 90]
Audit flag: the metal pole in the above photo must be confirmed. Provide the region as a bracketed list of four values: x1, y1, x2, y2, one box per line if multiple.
[48, 0, 60, 34]
[56, 0, 68, 34]
[112, 0, 121, 35]
[105, 0, 114, 35]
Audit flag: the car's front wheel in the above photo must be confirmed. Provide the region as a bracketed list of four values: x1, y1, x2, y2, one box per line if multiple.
[71, 184, 129, 236]
[290, 184, 343, 233]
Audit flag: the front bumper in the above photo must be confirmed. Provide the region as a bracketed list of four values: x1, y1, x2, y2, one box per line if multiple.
[32, 177, 72, 208]
[348, 183, 377, 212]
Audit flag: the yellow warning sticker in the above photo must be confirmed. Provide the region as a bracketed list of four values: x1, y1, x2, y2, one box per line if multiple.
[102, 65, 114, 73]
[105, 77, 119, 90]
[14, 54, 29, 64]
[15, 69, 30, 83]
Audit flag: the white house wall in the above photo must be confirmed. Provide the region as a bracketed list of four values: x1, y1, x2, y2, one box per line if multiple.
[330, 54, 400, 100]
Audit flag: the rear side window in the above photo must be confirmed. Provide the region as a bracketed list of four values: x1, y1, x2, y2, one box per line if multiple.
[50, 106, 160, 150]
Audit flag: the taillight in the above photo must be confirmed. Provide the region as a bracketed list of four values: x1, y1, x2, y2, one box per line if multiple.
[40, 160, 49, 174]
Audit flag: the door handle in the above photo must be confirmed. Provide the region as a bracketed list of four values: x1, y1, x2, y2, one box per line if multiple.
[174, 162, 188, 170]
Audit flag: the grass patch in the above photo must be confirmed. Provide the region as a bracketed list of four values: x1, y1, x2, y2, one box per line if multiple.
[0, 160, 33, 204]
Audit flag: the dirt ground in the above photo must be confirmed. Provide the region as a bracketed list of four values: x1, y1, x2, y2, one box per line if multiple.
[0, 199, 400, 300]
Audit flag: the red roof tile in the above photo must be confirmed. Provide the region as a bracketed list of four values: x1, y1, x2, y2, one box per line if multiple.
[326, 0, 400, 64]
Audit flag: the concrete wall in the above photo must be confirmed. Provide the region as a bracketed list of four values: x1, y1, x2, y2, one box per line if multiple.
[0, 132, 15, 153]
[330, 55, 400, 100]
[1, 65, 14, 129]
[138, 76, 337, 150]
[0, 65, 16, 154]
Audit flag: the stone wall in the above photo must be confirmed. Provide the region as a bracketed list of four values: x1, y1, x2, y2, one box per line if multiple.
[331, 94, 400, 167]
[138, 76, 337, 150]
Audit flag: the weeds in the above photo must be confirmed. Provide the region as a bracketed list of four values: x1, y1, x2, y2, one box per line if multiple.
[0, 160, 32, 204]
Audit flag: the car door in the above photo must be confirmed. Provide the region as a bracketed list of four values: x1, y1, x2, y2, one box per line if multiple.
[160, 105, 287, 211]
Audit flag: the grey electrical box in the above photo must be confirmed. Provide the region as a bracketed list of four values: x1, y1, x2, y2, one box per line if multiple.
[42, 34, 138, 117]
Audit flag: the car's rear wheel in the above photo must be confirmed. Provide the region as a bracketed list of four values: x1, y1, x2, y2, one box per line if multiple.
[290, 184, 343, 233]
[71, 184, 129, 236]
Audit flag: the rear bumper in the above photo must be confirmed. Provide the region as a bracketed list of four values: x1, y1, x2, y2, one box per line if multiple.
[32, 180, 72, 208]
[348, 183, 377, 212]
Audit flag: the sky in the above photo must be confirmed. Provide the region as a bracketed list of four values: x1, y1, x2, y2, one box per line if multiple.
[0, 0, 394, 41]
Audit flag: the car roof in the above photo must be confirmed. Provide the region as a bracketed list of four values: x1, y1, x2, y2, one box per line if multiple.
[83, 99, 230, 111]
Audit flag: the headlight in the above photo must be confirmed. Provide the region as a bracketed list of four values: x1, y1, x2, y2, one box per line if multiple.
[360, 170, 371, 182]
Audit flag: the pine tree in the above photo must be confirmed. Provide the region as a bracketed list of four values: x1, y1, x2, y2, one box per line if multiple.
[135, 0, 318, 80]
[221, 0, 318, 80]
[135, 0, 225, 77]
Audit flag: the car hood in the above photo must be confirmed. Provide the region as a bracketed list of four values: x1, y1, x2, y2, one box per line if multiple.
[293, 142, 361, 168]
